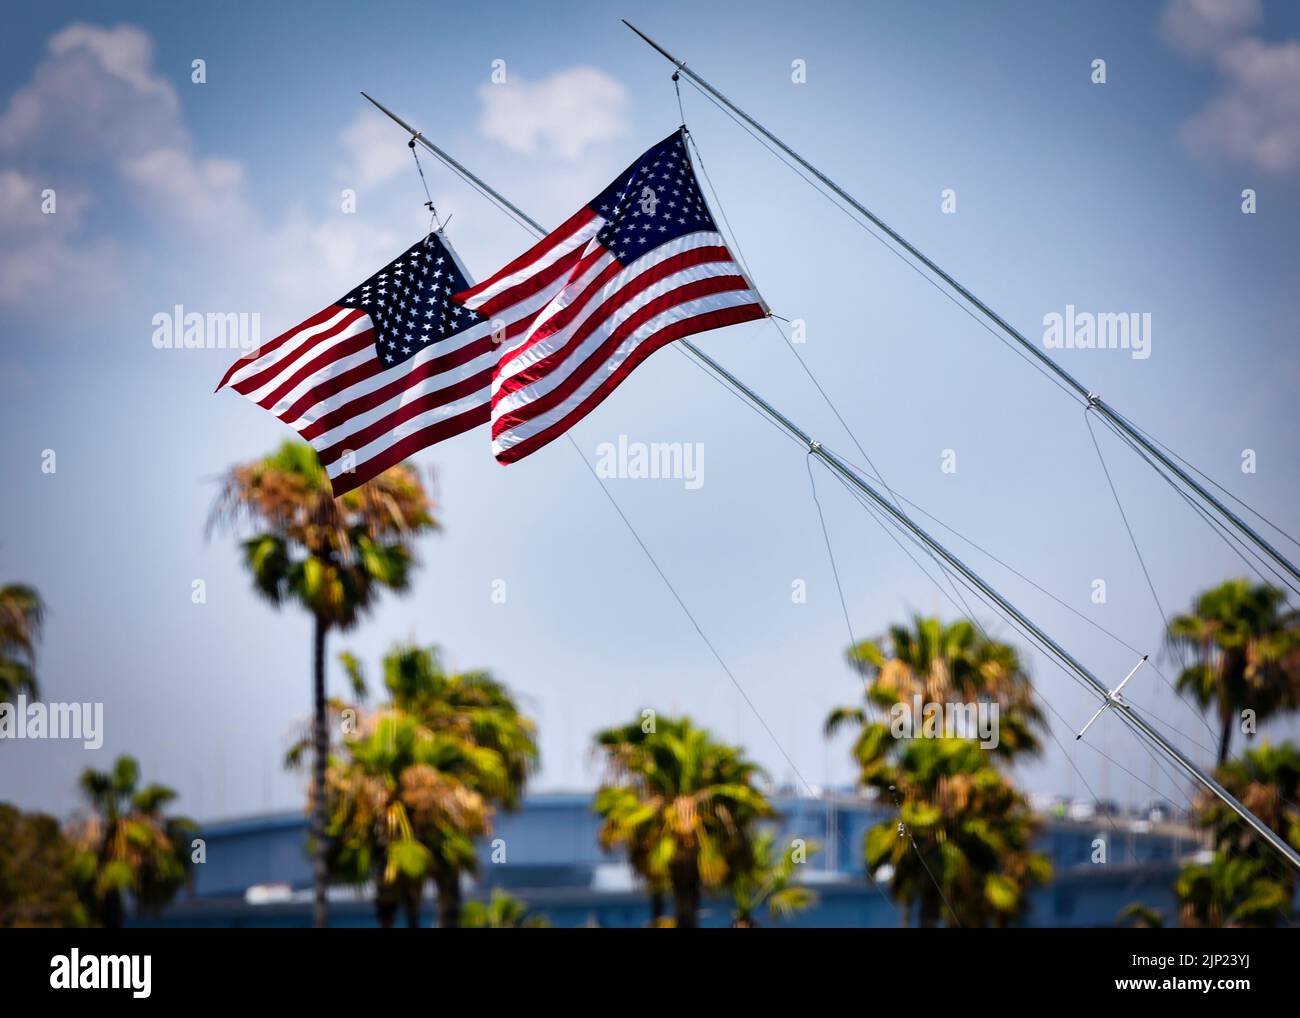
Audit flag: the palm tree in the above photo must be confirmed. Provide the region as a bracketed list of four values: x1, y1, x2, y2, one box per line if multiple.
[1118, 902, 1164, 928]
[727, 831, 819, 928]
[327, 709, 501, 928]
[208, 440, 436, 927]
[461, 890, 549, 928]
[593, 715, 773, 929]
[826, 617, 1050, 927]
[1176, 852, 1288, 928]
[862, 738, 1050, 927]
[66, 756, 194, 928]
[0, 804, 88, 928]
[1167, 579, 1300, 765]
[1198, 741, 1300, 860]
[323, 643, 537, 927]
[374, 644, 538, 811]
[0, 584, 44, 700]
[828, 615, 1044, 761]
[1175, 741, 1300, 928]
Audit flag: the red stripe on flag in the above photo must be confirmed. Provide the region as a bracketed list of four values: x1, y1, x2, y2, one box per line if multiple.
[278, 345, 382, 424]
[495, 303, 766, 463]
[454, 207, 596, 305]
[255, 331, 374, 410]
[494, 254, 622, 378]
[300, 334, 497, 442]
[316, 366, 496, 466]
[494, 246, 744, 402]
[214, 305, 345, 392]
[230, 308, 365, 396]
[473, 243, 586, 320]
[492, 274, 756, 435]
[327, 402, 492, 495]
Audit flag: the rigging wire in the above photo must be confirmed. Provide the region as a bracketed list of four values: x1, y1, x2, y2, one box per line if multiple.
[831, 454, 1148, 654]
[1104, 403, 1300, 551]
[564, 433, 818, 801]
[418, 132, 835, 820]
[408, 142, 446, 235]
[679, 76, 1084, 407]
[680, 114, 1235, 860]
[684, 84, 1288, 789]
[820, 462, 1132, 835]
[807, 450, 1078, 914]
[685, 121, 980, 622]
[1095, 412, 1300, 599]
[805, 454, 864, 680]
[815, 449, 1218, 760]
[801, 451, 908, 910]
[885, 783, 964, 928]
[397, 104, 1294, 884]
[675, 74, 1288, 880]
[680, 71, 1300, 588]
[1083, 409, 1222, 749]
[825, 451, 1210, 803]
[842, 465, 1198, 802]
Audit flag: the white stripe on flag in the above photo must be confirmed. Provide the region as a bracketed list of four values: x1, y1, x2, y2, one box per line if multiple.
[493, 258, 748, 420]
[292, 318, 493, 428]
[225, 307, 357, 390]
[323, 389, 490, 480]
[493, 232, 731, 396]
[309, 346, 497, 451]
[493, 288, 760, 455]
[459, 215, 603, 312]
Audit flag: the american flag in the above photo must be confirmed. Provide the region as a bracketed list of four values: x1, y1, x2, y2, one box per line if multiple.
[216, 231, 494, 495]
[453, 128, 767, 463]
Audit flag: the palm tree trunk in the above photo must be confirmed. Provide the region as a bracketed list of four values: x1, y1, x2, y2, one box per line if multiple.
[649, 888, 666, 925]
[311, 615, 329, 929]
[435, 869, 462, 929]
[920, 887, 940, 928]
[1218, 709, 1233, 767]
[104, 890, 125, 930]
[670, 866, 700, 929]
[404, 883, 422, 928]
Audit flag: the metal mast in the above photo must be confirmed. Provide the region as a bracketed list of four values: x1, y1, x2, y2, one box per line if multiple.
[359, 91, 1300, 873]
[620, 20, 1300, 589]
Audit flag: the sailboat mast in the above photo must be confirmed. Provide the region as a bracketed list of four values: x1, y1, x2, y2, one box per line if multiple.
[620, 20, 1300, 588]
[359, 91, 1300, 874]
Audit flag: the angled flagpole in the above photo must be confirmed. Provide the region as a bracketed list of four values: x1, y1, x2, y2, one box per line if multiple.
[620, 20, 1300, 590]
[358, 91, 1300, 874]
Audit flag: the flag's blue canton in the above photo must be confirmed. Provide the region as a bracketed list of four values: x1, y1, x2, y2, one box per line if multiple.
[339, 233, 482, 366]
[589, 129, 717, 265]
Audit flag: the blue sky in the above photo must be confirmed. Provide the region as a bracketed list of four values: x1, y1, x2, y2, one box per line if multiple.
[2, 0, 1298, 822]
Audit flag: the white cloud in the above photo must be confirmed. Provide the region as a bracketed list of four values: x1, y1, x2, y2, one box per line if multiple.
[48, 22, 176, 97]
[119, 147, 250, 231]
[1159, 0, 1261, 56]
[1181, 38, 1300, 173]
[1161, 0, 1300, 173]
[339, 109, 412, 188]
[0, 22, 400, 310]
[477, 67, 629, 161]
[0, 169, 118, 302]
[0, 23, 183, 161]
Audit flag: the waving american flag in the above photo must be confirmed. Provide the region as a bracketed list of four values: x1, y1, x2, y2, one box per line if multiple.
[216, 231, 494, 495]
[454, 128, 767, 463]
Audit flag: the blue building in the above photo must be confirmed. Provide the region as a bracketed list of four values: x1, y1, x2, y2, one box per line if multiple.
[136, 793, 1199, 927]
